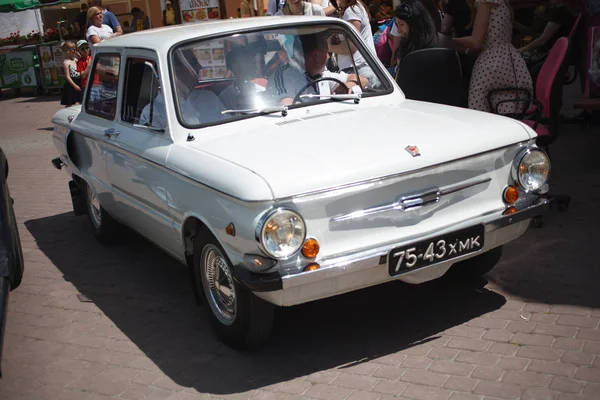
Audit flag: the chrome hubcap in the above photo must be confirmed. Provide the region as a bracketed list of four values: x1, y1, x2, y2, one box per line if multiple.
[87, 185, 101, 228]
[202, 244, 236, 325]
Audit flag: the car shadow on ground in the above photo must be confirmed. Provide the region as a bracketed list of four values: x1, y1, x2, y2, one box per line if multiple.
[15, 94, 62, 103]
[0, 91, 61, 103]
[485, 124, 600, 311]
[25, 212, 507, 395]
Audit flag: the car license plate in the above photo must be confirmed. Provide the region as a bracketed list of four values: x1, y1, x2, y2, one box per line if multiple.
[388, 225, 485, 277]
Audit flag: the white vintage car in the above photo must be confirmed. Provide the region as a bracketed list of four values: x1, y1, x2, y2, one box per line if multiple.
[51, 16, 552, 349]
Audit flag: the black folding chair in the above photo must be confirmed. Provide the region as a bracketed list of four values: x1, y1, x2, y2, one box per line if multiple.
[396, 48, 466, 108]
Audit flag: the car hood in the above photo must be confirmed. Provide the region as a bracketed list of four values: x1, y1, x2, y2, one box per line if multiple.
[191, 101, 533, 199]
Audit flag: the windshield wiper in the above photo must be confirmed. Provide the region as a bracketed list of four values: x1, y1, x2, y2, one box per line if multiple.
[221, 105, 288, 117]
[299, 93, 362, 104]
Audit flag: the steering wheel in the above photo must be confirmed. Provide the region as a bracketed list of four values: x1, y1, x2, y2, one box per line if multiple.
[292, 77, 350, 104]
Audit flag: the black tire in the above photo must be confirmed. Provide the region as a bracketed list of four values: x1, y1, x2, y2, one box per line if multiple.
[449, 246, 503, 278]
[193, 229, 274, 350]
[7, 189, 24, 290]
[82, 180, 121, 245]
[0, 276, 10, 378]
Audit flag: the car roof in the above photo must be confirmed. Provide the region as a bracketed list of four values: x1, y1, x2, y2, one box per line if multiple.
[96, 16, 343, 53]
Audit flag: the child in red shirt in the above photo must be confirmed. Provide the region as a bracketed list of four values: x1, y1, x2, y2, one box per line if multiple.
[76, 40, 92, 90]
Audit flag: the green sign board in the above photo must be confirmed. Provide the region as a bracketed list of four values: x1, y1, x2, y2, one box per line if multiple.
[0, 50, 38, 89]
[0, 0, 78, 13]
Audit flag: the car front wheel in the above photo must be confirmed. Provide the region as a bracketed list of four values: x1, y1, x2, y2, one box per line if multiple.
[193, 231, 274, 350]
[449, 246, 503, 278]
[5, 186, 24, 290]
[83, 181, 120, 244]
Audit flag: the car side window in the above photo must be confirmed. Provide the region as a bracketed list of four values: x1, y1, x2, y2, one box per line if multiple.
[121, 57, 166, 129]
[85, 54, 121, 120]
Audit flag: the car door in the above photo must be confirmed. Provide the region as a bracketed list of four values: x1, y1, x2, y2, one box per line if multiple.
[104, 50, 179, 256]
[70, 52, 123, 214]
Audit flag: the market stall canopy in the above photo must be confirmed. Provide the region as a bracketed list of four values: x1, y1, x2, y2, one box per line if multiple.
[0, 9, 42, 37]
[0, 0, 78, 13]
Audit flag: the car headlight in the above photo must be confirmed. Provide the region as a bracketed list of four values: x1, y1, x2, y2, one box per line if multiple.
[512, 148, 550, 192]
[257, 209, 306, 259]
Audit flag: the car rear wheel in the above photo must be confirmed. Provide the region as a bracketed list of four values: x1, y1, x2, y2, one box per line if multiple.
[0, 277, 10, 378]
[449, 246, 503, 278]
[193, 230, 274, 350]
[83, 181, 120, 244]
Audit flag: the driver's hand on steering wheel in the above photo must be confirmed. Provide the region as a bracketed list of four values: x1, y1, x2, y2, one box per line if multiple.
[345, 81, 358, 94]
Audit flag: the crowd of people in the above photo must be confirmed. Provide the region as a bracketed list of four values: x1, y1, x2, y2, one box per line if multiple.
[264, 0, 582, 114]
[61, 0, 583, 117]
[61, 0, 122, 107]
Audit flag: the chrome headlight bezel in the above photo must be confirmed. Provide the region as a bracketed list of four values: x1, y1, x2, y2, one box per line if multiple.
[511, 147, 551, 193]
[255, 208, 306, 260]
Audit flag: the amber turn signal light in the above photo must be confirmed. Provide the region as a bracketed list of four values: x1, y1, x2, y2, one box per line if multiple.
[225, 223, 235, 236]
[301, 238, 320, 258]
[503, 207, 518, 215]
[304, 263, 320, 272]
[503, 186, 519, 204]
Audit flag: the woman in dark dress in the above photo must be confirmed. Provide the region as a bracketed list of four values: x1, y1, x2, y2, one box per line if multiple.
[391, 0, 455, 69]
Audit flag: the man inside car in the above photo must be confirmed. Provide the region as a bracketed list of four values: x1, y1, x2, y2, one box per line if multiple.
[266, 32, 368, 106]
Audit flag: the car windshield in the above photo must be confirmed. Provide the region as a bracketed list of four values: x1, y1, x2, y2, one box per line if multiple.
[170, 23, 391, 128]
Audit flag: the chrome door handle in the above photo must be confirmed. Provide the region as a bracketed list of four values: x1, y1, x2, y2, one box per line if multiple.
[104, 128, 120, 138]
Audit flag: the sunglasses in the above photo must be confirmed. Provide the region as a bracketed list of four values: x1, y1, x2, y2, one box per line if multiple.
[65, 47, 76, 51]
[80, 46, 89, 51]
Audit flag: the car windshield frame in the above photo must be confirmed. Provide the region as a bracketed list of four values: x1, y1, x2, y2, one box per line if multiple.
[167, 20, 394, 130]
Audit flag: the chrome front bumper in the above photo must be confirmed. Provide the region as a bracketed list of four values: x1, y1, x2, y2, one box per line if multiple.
[234, 198, 551, 307]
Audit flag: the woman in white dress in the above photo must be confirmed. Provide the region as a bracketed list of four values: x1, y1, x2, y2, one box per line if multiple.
[453, 0, 532, 114]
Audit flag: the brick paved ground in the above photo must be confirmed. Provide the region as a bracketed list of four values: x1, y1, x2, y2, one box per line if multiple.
[0, 87, 599, 400]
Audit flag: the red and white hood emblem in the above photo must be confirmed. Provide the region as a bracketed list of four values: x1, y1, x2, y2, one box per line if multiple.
[405, 145, 421, 157]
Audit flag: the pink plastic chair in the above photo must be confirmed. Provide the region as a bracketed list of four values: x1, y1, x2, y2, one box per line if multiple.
[569, 12, 583, 39]
[564, 13, 583, 85]
[488, 37, 570, 154]
[487, 37, 572, 215]
[525, 37, 570, 150]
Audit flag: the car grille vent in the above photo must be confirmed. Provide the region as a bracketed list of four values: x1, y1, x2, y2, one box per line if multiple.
[275, 119, 302, 126]
[331, 109, 356, 115]
[302, 113, 331, 120]
[275, 109, 356, 126]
